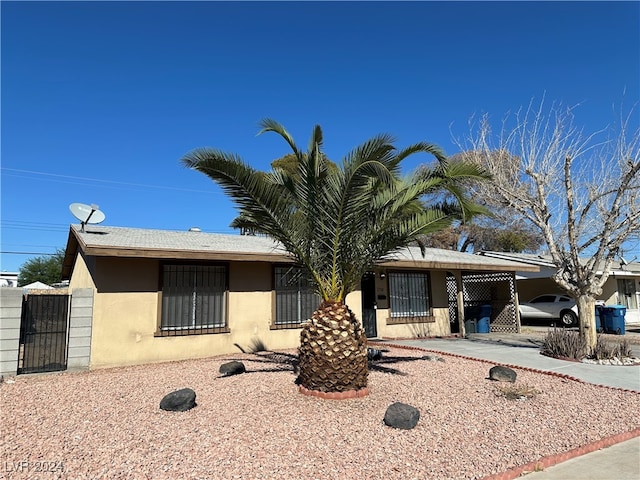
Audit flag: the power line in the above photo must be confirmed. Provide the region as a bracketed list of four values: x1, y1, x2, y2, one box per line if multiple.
[1, 167, 221, 195]
[1, 222, 69, 233]
[1, 244, 62, 248]
[1, 251, 58, 256]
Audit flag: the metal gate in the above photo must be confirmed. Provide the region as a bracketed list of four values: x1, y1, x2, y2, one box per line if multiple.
[19, 294, 70, 374]
[361, 272, 378, 338]
[446, 273, 460, 333]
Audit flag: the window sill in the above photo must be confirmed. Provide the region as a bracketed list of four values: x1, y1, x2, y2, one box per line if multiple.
[155, 327, 230, 337]
[270, 323, 304, 330]
[387, 315, 435, 325]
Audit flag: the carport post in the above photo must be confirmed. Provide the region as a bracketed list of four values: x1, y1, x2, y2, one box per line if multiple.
[453, 272, 466, 336]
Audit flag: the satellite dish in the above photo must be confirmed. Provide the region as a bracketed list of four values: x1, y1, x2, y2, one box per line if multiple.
[69, 203, 106, 232]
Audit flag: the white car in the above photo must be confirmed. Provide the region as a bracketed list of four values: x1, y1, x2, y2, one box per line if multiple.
[518, 294, 604, 327]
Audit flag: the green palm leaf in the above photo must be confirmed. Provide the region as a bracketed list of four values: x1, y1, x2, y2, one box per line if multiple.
[181, 121, 489, 302]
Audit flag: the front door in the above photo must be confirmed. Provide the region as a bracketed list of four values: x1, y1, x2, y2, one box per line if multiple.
[361, 272, 377, 338]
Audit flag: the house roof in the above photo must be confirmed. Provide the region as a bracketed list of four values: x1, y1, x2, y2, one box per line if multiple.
[378, 246, 540, 272]
[22, 281, 53, 290]
[62, 224, 540, 279]
[478, 251, 640, 276]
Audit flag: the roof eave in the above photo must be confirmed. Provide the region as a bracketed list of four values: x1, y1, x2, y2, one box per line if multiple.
[61, 228, 80, 280]
[80, 245, 295, 263]
[377, 259, 540, 272]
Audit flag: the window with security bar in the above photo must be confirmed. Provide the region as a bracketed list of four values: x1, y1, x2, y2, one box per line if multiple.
[388, 271, 431, 318]
[617, 278, 638, 310]
[160, 264, 227, 334]
[274, 266, 319, 327]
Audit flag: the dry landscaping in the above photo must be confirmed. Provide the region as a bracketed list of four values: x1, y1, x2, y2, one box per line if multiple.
[1, 346, 639, 480]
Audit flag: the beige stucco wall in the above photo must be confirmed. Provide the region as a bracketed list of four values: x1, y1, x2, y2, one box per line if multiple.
[68, 251, 96, 291]
[601, 278, 619, 304]
[600, 275, 640, 305]
[372, 270, 451, 339]
[227, 262, 301, 352]
[81, 258, 307, 368]
[69, 252, 454, 369]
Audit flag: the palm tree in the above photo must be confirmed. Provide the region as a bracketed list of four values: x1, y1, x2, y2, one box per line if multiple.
[182, 120, 488, 393]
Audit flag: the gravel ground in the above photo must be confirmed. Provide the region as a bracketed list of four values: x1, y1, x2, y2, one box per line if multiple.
[1, 346, 639, 480]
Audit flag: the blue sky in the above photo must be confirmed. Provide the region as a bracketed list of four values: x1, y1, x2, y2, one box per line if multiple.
[2, 1, 639, 272]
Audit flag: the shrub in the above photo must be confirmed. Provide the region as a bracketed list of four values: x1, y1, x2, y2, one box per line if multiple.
[590, 336, 633, 360]
[248, 338, 268, 353]
[233, 338, 269, 353]
[541, 328, 588, 360]
[494, 383, 541, 400]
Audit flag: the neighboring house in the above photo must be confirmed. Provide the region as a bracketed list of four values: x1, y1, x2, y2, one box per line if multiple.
[61, 225, 538, 369]
[22, 281, 53, 291]
[0, 272, 19, 288]
[477, 251, 640, 324]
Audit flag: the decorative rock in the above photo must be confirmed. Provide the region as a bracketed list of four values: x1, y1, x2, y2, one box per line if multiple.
[489, 365, 517, 383]
[423, 355, 445, 362]
[219, 361, 246, 376]
[582, 356, 640, 365]
[367, 348, 383, 361]
[160, 388, 196, 412]
[383, 402, 420, 430]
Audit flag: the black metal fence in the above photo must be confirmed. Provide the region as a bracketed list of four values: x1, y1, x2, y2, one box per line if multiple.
[19, 294, 70, 374]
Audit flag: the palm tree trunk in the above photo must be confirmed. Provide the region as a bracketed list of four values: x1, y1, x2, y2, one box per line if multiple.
[298, 301, 369, 392]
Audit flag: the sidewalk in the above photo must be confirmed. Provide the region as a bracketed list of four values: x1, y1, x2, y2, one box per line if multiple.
[379, 331, 640, 480]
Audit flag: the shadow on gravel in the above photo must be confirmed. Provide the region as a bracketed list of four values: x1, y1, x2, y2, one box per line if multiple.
[218, 350, 441, 378]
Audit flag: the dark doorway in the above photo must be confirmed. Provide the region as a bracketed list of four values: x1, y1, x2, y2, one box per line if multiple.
[361, 272, 377, 338]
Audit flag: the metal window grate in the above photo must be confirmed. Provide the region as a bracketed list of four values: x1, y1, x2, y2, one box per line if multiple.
[389, 271, 430, 317]
[274, 266, 319, 327]
[161, 265, 227, 334]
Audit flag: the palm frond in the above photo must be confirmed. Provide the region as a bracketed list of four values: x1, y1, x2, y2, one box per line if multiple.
[258, 118, 300, 157]
[182, 121, 491, 302]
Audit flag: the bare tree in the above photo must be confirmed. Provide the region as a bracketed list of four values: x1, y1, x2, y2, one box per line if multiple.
[455, 99, 640, 351]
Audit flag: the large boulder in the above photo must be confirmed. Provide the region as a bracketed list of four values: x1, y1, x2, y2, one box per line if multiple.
[383, 402, 420, 430]
[219, 360, 246, 376]
[489, 365, 517, 383]
[160, 388, 196, 412]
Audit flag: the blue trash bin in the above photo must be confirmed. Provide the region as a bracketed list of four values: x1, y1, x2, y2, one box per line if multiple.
[602, 305, 626, 335]
[476, 305, 492, 333]
[477, 316, 490, 333]
[595, 306, 603, 333]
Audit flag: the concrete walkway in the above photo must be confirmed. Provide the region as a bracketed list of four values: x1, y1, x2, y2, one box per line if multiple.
[392, 334, 640, 391]
[376, 332, 640, 480]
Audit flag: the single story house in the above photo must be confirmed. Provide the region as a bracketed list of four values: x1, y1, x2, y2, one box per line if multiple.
[477, 251, 640, 324]
[60, 225, 539, 370]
